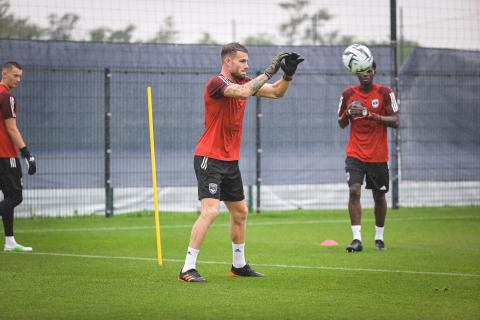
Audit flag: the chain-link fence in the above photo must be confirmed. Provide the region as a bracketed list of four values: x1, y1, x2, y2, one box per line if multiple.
[1, 0, 479, 216]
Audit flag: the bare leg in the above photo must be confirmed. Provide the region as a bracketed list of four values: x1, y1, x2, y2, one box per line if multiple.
[346, 183, 364, 252]
[348, 183, 362, 225]
[225, 200, 248, 244]
[372, 190, 387, 227]
[188, 198, 220, 249]
[224, 200, 264, 276]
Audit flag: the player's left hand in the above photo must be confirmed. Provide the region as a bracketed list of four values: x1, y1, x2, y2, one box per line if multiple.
[25, 155, 36, 175]
[367, 111, 382, 122]
[280, 52, 305, 77]
[20, 147, 37, 175]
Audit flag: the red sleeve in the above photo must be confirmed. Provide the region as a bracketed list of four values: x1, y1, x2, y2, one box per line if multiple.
[337, 88, 354, 116]
[206, 75, 252, 99]
[380, 86, 399, 116]
[0, 92, 17, 120]
[206, 75, 230, 99]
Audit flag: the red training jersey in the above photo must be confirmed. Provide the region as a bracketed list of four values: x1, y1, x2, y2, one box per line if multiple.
[337, 84, 399, 162]
[0, 83, 18, 158]
[194, 74, 251, 161]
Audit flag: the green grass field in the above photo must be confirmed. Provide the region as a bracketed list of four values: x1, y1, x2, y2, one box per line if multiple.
[1, 206, 479, 320]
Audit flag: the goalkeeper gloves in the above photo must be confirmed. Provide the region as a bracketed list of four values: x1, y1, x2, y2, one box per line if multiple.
[280, 52, 305, 80]
[346, 101, 383, 122]
[347, 101, 368, 118]
[20, 147, 36, 175]
[263, 52, 289, 79]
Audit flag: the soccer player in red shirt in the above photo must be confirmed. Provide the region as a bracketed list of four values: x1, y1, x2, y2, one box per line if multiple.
[179, 43, 304, 282]
[0, 61, 37, 252]
[337, 60, 399, 252]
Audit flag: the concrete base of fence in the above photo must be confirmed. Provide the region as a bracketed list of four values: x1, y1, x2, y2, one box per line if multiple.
[8, 181, 480, 218]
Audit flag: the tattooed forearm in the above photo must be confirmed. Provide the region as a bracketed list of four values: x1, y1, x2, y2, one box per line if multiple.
[224, 74, 269, 98]
[247, 75, 268, 94]
[228, 84, 246, 96]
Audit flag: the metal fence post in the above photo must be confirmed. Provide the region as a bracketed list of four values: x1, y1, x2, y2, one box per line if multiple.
[255, 71, 262, 213]
[248, 185, 253, 213]
[390, 0, 400, 209]
[104, 68, 114, 217]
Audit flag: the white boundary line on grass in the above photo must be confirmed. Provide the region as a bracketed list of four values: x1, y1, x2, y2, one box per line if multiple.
[21, 251, 480, 278]
[15, 215, 480, 233]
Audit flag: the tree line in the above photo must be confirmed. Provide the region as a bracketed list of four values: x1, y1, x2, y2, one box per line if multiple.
[0, 0, 417, 54]
[0, 0, 359, 45]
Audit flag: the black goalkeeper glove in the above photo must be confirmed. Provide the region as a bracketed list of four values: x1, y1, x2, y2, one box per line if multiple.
[263, 52, 289, 79]
[280, 52, 305, 80]
[20, 147, 36, 175]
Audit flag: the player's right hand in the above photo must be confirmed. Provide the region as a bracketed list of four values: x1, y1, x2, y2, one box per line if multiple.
[347, 101, 368, 118]
[20, 147, 37, 175]
[263, 52, 289, 79]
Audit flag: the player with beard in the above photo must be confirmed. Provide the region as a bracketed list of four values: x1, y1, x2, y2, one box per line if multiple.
[179, 43, 304, 282]
[337, 60, 400, 253]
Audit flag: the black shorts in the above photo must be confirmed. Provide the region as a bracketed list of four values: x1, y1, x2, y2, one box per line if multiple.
[345, 157, 389, 193]
[0, 158, 23, 193]
[194, 156, 245, 201]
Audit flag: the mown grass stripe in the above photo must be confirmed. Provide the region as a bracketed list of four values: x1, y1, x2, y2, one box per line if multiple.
[15, 251, 480, 278]
[15, 215, 479, 233]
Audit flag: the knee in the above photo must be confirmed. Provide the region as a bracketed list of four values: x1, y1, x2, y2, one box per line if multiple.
[232, 206, 248, 224]
[373, 192, 386, 205]
[349, 185, 361, 201]
[201, 205, 220, 223]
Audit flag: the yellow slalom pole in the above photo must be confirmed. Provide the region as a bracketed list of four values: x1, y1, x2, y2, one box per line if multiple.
[147, 86, 163, 266]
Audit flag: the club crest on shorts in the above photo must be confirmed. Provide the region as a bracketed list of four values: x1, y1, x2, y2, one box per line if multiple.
[208, 183, 218, 194]
[346, 172, 350, 182]
[371, 99, 379, 108]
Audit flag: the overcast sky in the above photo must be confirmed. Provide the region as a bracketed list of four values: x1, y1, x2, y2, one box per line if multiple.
[9, 0, 480, 50]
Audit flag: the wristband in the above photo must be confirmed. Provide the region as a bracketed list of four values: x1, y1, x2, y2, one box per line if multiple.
[20, 146, 31, 158]
[282, 74, 293, 81]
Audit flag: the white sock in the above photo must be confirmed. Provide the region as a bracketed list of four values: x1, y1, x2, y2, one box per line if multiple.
[5, 236, 17, 247]
[181, 247, 199, 273]
[351, 225, 362, 241]
[375, 226, 384, 241]
[232, 243, 246, 268]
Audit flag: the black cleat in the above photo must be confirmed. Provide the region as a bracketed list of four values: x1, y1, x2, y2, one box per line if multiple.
[346, 239, 363, 252]
[375, 239, 386, 251]
[178, 269, 207, 283]
[230, 264, 265, 277]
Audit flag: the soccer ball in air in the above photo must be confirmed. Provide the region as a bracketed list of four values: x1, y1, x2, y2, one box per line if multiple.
[342, 44, 374, 74]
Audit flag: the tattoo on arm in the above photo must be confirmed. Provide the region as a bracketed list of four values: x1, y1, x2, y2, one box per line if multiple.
[247, 76, 268, 94]
[225, 74, 269, 98]
[227, 84, 245, 97]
